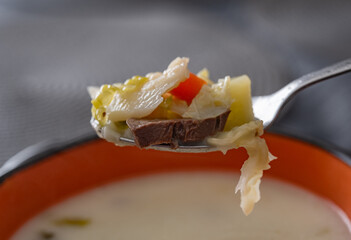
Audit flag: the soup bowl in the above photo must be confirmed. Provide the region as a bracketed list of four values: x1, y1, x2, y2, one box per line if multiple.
[0, 132, 350, 239]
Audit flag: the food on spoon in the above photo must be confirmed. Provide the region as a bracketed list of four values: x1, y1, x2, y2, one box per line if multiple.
[88, 57, 275, 215]
[88, 57, 251, 148]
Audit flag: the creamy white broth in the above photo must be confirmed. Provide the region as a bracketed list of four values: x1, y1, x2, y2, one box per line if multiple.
[12, 172, 351, 240]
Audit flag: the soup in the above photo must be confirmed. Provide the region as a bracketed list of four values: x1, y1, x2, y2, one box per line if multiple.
[12, 172, 351, 240]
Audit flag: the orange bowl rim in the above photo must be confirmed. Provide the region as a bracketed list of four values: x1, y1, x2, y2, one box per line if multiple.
[0, 131, 350, 184]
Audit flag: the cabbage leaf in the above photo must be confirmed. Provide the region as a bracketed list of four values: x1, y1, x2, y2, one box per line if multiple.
[207, 120, 276, 215]
[107, 57, 189, 121]
[182, 76, 233, 119]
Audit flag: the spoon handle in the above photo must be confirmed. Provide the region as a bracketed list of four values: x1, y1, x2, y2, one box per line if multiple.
[277, 58, 351, 99]
[253, 58, 351, 129]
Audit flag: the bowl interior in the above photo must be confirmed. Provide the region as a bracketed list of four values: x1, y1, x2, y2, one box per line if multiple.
[0, 133, 350, 239]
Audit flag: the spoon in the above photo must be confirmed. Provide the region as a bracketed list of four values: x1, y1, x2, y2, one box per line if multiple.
[120, 58, 351, 152]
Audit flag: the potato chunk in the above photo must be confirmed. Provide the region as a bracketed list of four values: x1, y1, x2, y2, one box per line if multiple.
[224, 75, 254, 130]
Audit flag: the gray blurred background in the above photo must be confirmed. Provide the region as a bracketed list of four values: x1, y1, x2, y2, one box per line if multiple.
[0, 0, 350, 164]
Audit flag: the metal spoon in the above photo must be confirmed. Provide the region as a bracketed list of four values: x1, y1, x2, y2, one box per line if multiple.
[120, 58, 351, 152]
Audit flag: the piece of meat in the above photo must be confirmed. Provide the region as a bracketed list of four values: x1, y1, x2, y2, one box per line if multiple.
[126, 110, 230, 148]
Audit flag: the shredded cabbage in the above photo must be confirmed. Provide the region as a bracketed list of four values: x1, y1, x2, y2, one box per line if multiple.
[207, 120, 276, 215]
[87, 86, 99, 99]
[196, 68, 213, 84]
[107, 57, 189, 122]
[182, 76, 233, 119]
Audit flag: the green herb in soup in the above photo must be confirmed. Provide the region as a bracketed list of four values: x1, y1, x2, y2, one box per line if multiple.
[54, 217, 91, 227]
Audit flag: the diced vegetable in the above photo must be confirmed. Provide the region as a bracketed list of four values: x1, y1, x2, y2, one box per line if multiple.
[170, 72, 207, 105]
[224, 75, 254, 130]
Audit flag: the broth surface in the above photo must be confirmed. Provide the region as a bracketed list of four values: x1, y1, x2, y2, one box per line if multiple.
[12, 172, 351, 240]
